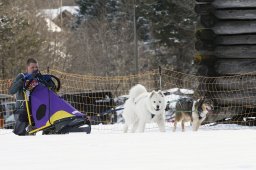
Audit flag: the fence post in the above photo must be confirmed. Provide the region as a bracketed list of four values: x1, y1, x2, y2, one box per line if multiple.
[47, 66, 50, 74]
[159, 66, 162, 90]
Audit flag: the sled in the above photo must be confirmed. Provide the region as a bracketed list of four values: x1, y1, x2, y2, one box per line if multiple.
[23, 73, 91, 135]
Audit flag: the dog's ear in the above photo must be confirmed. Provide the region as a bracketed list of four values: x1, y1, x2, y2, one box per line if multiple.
[157, 90, 164, 97]
[150, 90, 156, 98]
[199, 96, 205, 102]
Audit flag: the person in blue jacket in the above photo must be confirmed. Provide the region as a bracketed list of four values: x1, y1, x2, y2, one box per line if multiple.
[9, 58, 40, 135]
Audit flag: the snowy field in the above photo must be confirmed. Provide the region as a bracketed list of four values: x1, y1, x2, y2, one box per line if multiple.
[0, 124, 256, 170]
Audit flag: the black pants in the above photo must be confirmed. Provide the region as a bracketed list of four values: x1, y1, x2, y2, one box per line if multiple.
[13, 109, 29, 136]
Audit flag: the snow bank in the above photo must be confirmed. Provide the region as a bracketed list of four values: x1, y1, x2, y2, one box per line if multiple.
[0, 124, 255, 170]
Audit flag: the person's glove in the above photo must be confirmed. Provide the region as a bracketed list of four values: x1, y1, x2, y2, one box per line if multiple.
[24, 71, 39, 80]
[24, 74, 35, 81]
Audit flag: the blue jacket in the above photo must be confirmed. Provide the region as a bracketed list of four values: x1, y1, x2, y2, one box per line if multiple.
[9, 73, 26, 110]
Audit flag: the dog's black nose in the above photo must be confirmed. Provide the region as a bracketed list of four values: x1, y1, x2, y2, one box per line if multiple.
[156, 105, 159, 109]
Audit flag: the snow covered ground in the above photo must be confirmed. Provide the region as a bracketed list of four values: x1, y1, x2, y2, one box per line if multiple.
[0, 124, 256, 170]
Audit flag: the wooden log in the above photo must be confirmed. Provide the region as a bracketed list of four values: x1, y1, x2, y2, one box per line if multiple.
[196, 0, 256, 9]
[199, 14, 256, 34]
[198, 45, 256, 58]
[196, 39, 256, 51]
[214, 76, 256, 90]
[215, 46, 256, 59]
[196, 29, 256, 45]
[201, 15, 256, 31]
[196, 4, 256, 19]
[211, 90, 256, 106]
[215, 59, 256, 75]
[204, 106, 243, 123]
[213, 0, 256, 9]
[215, 10, 256, 20]
[196, 0, 214, 3]
[215, 34, 256, 45]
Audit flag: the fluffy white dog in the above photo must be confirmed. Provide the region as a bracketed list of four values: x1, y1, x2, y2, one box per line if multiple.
[122, 84, 166, 133]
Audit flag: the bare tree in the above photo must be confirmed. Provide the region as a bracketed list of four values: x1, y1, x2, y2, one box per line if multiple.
[0, 0, 74, 78]
[67, 2, 136, 76]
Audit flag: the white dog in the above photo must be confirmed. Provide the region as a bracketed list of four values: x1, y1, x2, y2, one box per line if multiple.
[122, 84, 166, 133]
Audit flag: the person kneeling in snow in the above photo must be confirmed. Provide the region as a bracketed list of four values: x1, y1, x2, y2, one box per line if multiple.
[9, 58, 56, 136]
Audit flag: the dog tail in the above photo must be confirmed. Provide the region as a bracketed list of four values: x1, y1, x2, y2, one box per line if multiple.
[129, 84, 147, 102]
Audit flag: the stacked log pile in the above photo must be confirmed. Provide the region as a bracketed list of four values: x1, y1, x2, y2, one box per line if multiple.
[195, 0, 256, 124]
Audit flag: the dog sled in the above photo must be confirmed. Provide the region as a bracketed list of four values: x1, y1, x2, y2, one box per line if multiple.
[23, 72, 91, 135]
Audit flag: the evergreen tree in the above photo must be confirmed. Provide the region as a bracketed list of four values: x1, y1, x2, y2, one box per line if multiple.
[74, 0, 196, 74]
[137, 0, 197, 72]
[137, 0, 196, 47]
[76, 0, 125, 23]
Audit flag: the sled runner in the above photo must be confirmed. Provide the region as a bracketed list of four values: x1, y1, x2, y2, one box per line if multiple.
[23, 72, 91, 135]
